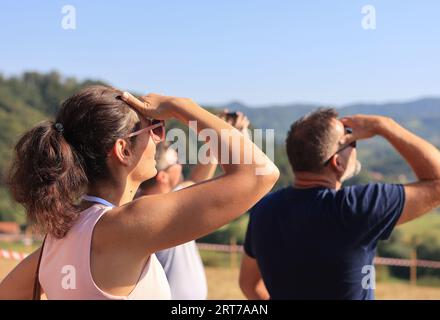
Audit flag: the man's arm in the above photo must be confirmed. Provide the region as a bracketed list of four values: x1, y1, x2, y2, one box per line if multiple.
[341, 116, 440, 225]
[378, 118, 440, 224]
[239, 253, 270, 300]
[187, 111, 251, 185]
[188, 162, 219, 185]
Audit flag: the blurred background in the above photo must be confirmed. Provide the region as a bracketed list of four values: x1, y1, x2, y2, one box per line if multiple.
[1, 1, 440, 299]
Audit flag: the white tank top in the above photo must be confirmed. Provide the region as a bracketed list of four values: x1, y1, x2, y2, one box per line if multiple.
[39, 203, 171, 300]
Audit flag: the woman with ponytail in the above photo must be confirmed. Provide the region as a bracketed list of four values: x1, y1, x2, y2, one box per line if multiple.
[0, 86, 279, 299]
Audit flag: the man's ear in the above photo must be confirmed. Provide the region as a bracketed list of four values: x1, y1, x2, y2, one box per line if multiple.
[111, 138, 132, 166]
[330, 154, 346, 176]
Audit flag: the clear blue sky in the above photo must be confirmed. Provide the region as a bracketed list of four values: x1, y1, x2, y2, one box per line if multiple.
[1, 0, 439, 106]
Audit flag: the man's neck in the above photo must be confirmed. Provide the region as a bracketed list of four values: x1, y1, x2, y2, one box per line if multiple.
[293, 171, 341, 190]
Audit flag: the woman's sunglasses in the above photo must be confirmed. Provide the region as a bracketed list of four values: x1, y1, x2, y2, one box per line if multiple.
[126, 119, 165, 142]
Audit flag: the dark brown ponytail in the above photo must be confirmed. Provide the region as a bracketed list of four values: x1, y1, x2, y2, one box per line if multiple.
[8, 86, 140, 238]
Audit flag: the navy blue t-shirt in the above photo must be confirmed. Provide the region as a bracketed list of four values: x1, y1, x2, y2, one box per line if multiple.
[244, 183, 405, 300]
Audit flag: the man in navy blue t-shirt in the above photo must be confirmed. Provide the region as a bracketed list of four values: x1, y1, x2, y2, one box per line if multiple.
[239, 109, 440, 300]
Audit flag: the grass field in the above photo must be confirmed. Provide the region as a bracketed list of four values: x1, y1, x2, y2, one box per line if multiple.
[2, 234, 440, 300]
[2, 258, 440, 300]
[397, 211, 440, 242]
[205, 267, 440, 300]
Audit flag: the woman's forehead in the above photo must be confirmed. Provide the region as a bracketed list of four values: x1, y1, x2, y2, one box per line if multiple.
[128, 108, 148, 126]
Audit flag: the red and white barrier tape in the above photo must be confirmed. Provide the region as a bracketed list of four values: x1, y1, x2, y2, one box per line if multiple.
[197, 243, 243, 253]
[374, 257, 440, 269]
[2, 243, 440, 270]
[0, 249, 29, 261]
[196, 243, 440, 270]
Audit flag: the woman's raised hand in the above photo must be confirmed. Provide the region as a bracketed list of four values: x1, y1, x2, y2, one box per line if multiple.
[121, 92, 191, 120]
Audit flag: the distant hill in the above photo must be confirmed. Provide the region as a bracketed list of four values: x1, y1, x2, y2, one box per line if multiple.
[214, 98, 440, 183]
[0, 70, 439, 222]
[0, 71, 105, 221]
[218, 98, 440, 144]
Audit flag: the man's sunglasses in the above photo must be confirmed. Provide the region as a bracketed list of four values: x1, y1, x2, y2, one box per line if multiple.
[126, 119, 165, 142]
[323, 128, 357, 166]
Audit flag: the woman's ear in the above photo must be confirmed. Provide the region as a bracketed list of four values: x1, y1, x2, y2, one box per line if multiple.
[111, 138, 133, 166]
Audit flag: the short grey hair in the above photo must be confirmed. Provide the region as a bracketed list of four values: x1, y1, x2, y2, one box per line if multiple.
[286, 108, 339, 173]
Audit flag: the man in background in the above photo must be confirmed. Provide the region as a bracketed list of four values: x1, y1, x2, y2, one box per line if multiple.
[239, 109, 440, 300]
[138, 111, 250, 299]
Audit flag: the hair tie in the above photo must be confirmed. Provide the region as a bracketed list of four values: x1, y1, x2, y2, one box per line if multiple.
[54, 122, 64, 134]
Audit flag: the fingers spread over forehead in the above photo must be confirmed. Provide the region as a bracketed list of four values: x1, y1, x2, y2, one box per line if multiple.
[338, 117, 358, 144]
[340, 117, 355, 128]
[121, 92, 146, 113]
